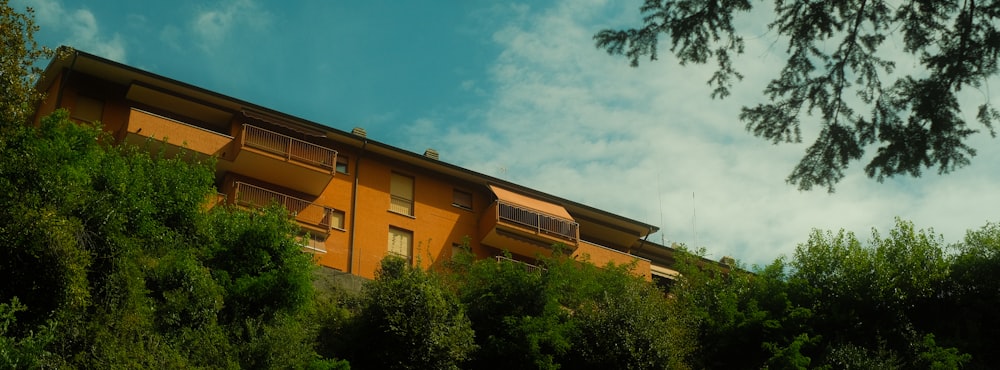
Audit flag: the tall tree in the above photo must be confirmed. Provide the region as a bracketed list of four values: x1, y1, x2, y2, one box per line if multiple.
[0, 0, 55, 129]
[453, 251, 685, 370]
[0, 109, 334, 367]
[347, 257, 476, 370]
[596, 0, 999, 191]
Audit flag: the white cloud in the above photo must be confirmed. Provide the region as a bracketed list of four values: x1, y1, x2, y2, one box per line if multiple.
[15, 0, 126, 62]
[67, 9, 126, 62]
[191, 0, 270, 53]
[159, 25, 184, 52]
[413, 0, 1000, 266]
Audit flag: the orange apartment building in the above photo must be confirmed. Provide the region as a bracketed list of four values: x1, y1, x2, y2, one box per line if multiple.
[33, 49, 683, 286]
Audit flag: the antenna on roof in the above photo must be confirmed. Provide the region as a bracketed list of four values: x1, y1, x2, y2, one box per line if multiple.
[657, 173, 665, 246]
[692, 191, 698, 248]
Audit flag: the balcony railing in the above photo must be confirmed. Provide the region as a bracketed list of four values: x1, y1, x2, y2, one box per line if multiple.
[495, 255, 544, 273]
[234, 181, 333, 230]
[389, 195, 414, 216]
[496, 200, 578, 242]
[242, 124, 337, 172]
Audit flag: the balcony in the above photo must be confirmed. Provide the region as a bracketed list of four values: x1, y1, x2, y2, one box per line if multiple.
[232, 181, 334, 233]
[242, 124, 336, 170]
[123, 108, 233, 157]
[479, 200, 580, 258]
[228, 124, 337, 195]
[495, 255, 544, 273]
[572, 240, 652, 280]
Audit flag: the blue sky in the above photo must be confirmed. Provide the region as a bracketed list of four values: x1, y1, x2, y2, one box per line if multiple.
[18, 0, 1000, 266]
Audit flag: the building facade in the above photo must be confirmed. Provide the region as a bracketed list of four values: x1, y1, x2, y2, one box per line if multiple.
[34, 49, 682, 284]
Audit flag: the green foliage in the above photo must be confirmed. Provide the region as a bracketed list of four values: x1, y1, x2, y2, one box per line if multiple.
[147, 251, 224, 331]
[453, 251, 682, 369]
[0, 298, 57, 369]
[664, 219, 995, 369]
[597, 0, 999, 191]
[206, 205, 316, 323]
[668, 248, 802, 368]
[788, 219, 960, 366]
[348, 256, 475, 370]
[916, 334, 972, 370]
[824, 341, 902, 370]
[928, 222, 1000, 369]
[563, 264, 674, 369]
[0, 109, 331, 368]
[0, 0, 56, 129]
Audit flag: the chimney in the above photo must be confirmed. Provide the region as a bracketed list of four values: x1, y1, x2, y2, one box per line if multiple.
[351, 127, 367, 137]
[423, 148, 439, 160]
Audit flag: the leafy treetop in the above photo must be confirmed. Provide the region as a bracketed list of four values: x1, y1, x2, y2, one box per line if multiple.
[596, 0, 999, 191]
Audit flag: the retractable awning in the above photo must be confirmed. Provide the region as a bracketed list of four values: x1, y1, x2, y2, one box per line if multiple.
[488, 184, 573, 220]
[242, 109, 326, 137]
[651, 264, 680, 279]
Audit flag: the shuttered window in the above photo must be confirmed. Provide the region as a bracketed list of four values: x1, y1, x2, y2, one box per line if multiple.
[388, 227, 412, 261]
[328, 209, 345, 230]
[72, 95, 104, 123]
[452, 189, 472, 210]
[389, 172, 414, 216]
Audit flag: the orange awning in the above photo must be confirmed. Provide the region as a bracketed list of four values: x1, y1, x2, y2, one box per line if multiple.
[488, 185, 573, 220]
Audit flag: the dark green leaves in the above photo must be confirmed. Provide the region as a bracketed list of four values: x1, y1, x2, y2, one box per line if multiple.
[597, 0, 999, 191]
[348, 257, 475, 370]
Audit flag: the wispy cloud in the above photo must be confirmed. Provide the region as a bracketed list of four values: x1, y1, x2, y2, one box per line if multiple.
[66, 8, 126, 61]
[17, 0, 126, 62]
[412, 0, 1000, 266]
[191, 0, 270, 53]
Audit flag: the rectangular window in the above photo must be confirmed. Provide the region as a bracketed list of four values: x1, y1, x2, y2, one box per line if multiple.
[388, 227, 413, 261]
[452, 189, 472, 210]
[336, 155, 349, 174]
[389, 172, 414, 216]
[326, 208, 345, 230]
[72, 95, 104, 123]
[301, 233, 327, 253]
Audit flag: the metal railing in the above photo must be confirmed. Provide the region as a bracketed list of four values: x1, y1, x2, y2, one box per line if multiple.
[495, 255, 544, 273]
[242, 124, 337, 172]
[389, 194, 414, 216]
[234, 181, 333, 230]
[496, 200, 578, 242]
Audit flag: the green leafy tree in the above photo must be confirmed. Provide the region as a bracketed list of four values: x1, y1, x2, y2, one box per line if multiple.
[786, 219, 971, 368]
[0, 298, 57, 369]
[596, 0, 1000, 191]
[454, 250, 684, 369]
[666, 249, 811, 369]
[0, 109, 333, 368]
[561, 263, 676, 370]
[205, 205, 316, 324]
[0, 0, 56, 129]
[456, 254, 573, 370]
[928, 222, 1000, 369]
[348, 257, 475, 370]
